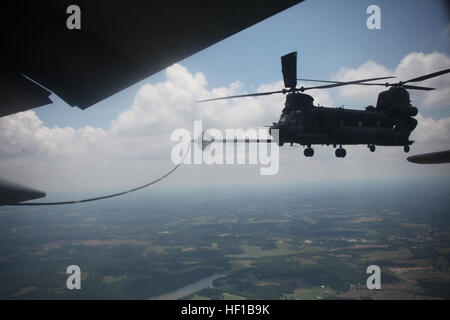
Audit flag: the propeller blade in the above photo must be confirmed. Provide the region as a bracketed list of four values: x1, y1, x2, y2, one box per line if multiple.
[297, 78, 344, 84]
[298, 83, 342, 91]
[197, 90, 286, 103]
[402, 85, 435, 91]
[298, 77, 395, 91]
[329, 83, 435, 90]
[403, 68, 450, 84]
[281, 51, 297, 89]
[296, 76, 395, 85]
[345, 82, 389, 86]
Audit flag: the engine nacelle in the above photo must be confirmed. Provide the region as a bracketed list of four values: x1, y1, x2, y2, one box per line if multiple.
[387, 103, 418, 117]
[407, 106, 418, 117]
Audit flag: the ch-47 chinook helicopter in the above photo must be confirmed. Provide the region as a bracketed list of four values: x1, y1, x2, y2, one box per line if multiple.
[198, 52, 450, 158]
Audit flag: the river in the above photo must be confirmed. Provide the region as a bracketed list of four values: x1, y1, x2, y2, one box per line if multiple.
[149, 274, 226, 300]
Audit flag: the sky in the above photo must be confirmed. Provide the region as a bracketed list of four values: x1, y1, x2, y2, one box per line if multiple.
[0, 0, 449, 197]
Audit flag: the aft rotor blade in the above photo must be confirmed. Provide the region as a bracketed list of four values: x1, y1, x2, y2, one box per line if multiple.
[403, 85, 435, 91]
[403, 68, 450, 84]
[298, 77, 396, 91]
[336, 82, 435, 90]
[296, 76, 395, 85]
[342, 82, 388, 86]
[197, 90, 285, 103]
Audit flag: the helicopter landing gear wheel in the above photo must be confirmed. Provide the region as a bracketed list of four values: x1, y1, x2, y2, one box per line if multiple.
[335, 147, 346, 158]
[335, 149, 340, 157]
[368, 144, 376, 152]
[404, 145, 410, 153]
[304, 147, 314, 157]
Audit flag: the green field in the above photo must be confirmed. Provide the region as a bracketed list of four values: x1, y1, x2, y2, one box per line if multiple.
[1, 183, 449, 299]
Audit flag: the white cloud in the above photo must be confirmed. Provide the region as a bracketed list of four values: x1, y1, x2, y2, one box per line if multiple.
[334, 60, 394, 103]
[0, 111, 107, 157]
[413, 113, 450, 146]
[296, 81, 335, 107]
[334, 52, 450, 109]
[0, 61, 449, 195]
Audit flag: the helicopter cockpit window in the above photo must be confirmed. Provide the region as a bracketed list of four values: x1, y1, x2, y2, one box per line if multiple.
[288, 112, 296, 123]
[280, 114, 289, 123]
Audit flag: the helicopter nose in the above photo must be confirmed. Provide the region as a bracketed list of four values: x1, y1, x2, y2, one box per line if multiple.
[268, 125, 277, 136]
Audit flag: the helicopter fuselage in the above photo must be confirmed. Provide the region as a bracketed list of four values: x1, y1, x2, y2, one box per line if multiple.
[269, 92, 417, 156]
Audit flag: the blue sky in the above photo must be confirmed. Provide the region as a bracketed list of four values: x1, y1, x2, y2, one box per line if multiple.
[35, 0, 449, 129]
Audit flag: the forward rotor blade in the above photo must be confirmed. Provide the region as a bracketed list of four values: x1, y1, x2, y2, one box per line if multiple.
[403, 68, 450, 84]
[281, 51, 297, 89]
[297, 78, 344, 84]
[197, 90, 285, 103]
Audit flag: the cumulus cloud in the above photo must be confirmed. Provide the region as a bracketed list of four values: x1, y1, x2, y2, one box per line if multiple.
[413, 113, 450, 146]
[0, 111, 107, 157]
[0, 61, 449, 195]
[334, 52, 450, 109]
